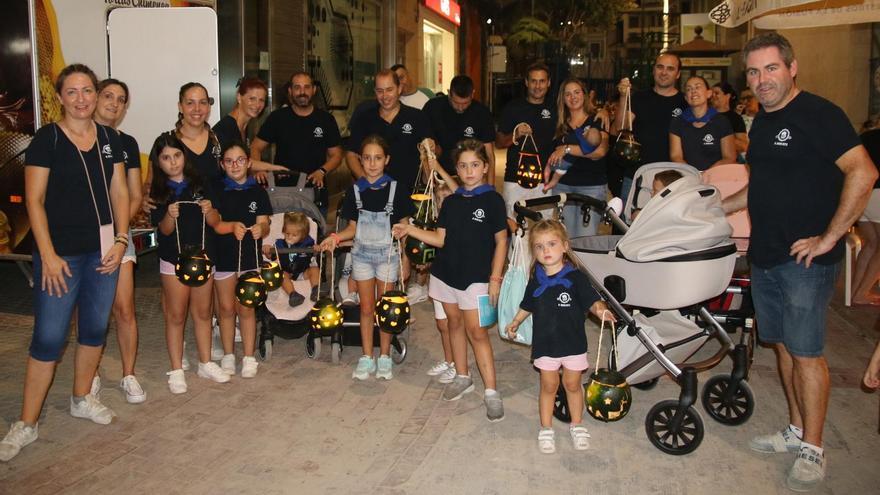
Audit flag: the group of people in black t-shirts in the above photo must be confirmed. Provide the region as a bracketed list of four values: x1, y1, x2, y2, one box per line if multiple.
[4, 35, 880, 494]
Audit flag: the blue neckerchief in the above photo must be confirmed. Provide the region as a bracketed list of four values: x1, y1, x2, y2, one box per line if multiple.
[681, 107, 718, 124]
[533, 263, 576, 297]
[454, 184, 495, 197]
[167, 179, 189, 198]
[223, 175, 257, 191]
[571, 127, 598, 155]
[355, 174, 392, 192]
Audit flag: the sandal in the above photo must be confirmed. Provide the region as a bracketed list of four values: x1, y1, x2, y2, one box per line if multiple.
[569, 424, 591, 450]
[538, 428, 556, 454]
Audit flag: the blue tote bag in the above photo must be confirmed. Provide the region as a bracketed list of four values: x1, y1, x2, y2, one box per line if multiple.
[498, 230, 533, 345]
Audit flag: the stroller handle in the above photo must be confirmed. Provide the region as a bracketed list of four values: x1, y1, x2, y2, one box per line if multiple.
[513, 203, 544, 222]
[516, 194, 628, 232]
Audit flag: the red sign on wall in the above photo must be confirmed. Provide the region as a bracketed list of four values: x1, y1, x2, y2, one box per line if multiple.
[425, 0, 461, 26]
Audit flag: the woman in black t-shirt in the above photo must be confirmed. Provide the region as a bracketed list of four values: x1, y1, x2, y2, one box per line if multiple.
[174, 82, 224, 185]
[92, 78, 146, 403]
[0, 64, 130, 462]
[545, 78, 611, 237]
[669, 76, 736, 171]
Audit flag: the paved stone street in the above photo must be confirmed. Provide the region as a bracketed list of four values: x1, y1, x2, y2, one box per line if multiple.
[0, 252, 878, 495]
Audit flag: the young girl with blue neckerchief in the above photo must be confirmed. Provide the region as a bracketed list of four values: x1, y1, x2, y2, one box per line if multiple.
[319, 135, 414, 381]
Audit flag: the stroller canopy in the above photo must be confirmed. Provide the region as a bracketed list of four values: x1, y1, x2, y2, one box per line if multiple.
[617, 175, 732, 262]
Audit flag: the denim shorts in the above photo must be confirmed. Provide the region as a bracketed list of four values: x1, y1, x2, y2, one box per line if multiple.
[351, 245, 399, 283]
[30, 250, 119, 361]
[751, 260, 841, 357]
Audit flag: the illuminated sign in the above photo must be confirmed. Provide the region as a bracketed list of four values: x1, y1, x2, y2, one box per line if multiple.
[425, 0, 461, 26]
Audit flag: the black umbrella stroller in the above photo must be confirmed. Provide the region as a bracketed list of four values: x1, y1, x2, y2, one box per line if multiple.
[513, 175, 754, 455]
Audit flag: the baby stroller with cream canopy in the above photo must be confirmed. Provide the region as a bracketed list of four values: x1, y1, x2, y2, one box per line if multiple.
[513, 167, 754, 455]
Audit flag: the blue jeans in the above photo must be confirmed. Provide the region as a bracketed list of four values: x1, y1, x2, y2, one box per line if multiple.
[30, 251, 119, 361]
[620, 176, 633, 208]
[751, 260, 840, 357]
[552, 183, 608, 238]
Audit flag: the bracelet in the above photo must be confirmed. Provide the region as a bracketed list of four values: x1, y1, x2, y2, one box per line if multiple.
[114, 239, 128, 247]
[490, 275, 503, 283]
[318, 167, 327, 175]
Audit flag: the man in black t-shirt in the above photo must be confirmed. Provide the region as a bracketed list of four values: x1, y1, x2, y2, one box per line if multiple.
[423, 75, 496, 183]
[722, 33, 877, 492]
[496, 62, 557, 225]
[251, 72, 343, 200]
[613, 53, 688, 201]
[346, 69, 435, 194]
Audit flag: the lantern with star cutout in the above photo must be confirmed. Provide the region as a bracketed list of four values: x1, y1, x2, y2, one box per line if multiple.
[585, 368, 632, 422]
[175, 247, 213, 287]
[375, 290, 410, 334]
[309, 298, 344, 333]
[259, 260, 283, 291]
[235, 271, 268, 308]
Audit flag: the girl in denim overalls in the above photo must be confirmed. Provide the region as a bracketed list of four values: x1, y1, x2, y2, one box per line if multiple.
[320, 135, 414, 380]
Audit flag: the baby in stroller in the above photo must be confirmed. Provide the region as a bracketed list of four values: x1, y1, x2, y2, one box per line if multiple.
[265, 212, 320, 307]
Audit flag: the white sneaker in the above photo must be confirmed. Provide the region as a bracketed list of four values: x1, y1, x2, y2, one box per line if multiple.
[0, 421, 38, 462]
[69, 394, 115, 425]
[426, 360, 452, 376]
[538, 428, 556, 454]
[197, 362, 231, 383]
[120, 375, 146, 404]
[406, 283, 429, 304]
[90, 375, 102, 397]
[352, 355, 376, 380]
[181, 341, 190, 371]
[376, 355, 393, 380]
[241, 356, 259, 378]
[437, 366, 457, 384]
[342, 292, 360, 306]
[569, 424, 591, 450]
[220, 354, 236, 375]
[166, 369, 187, 394]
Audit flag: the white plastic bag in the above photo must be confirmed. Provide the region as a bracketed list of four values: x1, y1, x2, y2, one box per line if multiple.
[498, 230, 533, 345]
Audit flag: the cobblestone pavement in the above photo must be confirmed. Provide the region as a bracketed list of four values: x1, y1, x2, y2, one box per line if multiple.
[0, 255, 878, 495]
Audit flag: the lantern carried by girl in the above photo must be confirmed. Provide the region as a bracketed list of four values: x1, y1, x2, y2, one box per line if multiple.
[406, 139, 441, 265]
[235, 237, 268, 308]
[174, 201, 214, 287]
[585, 317, 632, 422]
[309, 250, 344, 333]
[375, 238, 410, 334]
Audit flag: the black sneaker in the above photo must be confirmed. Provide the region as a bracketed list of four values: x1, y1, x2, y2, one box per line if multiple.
[289, 291, 305, 307]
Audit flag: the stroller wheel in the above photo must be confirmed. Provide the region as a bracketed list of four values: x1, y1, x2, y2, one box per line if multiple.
[633, 377, 660, 391]
[552, 383, 572, 423]
[645, 400, 704, 455]
[701, 374, 754, 426]
[306, 334, 322, 359]
[391, 337, 407, 364]
[258, 338, 273, 362]
[331, 342, 342, 364]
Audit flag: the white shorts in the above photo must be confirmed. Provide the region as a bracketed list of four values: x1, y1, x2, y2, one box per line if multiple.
[433, 298, 447, 320]
[214, 271, 237, 281]
[428, 275, 487, 311]
[503, 181, 547, 220]
[860, 189, 880, 223]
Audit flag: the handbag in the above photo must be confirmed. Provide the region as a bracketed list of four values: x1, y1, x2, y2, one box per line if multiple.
[497, 229, 533, 344]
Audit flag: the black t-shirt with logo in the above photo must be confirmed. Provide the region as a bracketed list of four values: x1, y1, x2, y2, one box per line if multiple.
[423, 96, 495, 174]
[556, 115, 608, 186]
[669, 112, 733, 171]
[25, 123, 123, 255]
[747, 91, 861, 267]
[213, 114, 244, 150]
[183, 134, 224, 189]
[347, 104, 433, 194]
[520, 267, 599, 360]
[340, 181, 415, 226]
[859, 128, 880, 188]
[431, 190, 507, 290]
[213, 182, 273, 272]
[119, 131, 141, 172]
[630, 89, 688, 176]
[150, 184, 217, 265]
[256, 107, 341, 178]
[498, 98, 557, 183]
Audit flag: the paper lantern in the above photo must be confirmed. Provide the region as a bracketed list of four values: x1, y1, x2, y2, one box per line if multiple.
[515, 152, 543, 189]
[585, 368, 632, 422]
[260, 260, 283, 291]
[175, 247, 213, 287]
[614, 130, 641, 168]
[235, 270, 267, 308]
[309, 298, 343, 333]
[375, 290, 410, 334]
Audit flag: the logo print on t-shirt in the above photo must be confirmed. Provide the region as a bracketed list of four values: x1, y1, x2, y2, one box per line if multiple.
[102, 144, 113, 159]
[314, 127, 324, 137]
[774, 128, 792, 147]
[672, 108, 683, 117]
[122, 150, 129, 161]
[464, 126, 475, 137]
[472, 208, 485, 222]
[557, 292, 572, 307]
[702, 134, 714, 145]
[541, 109, 551, 119]
[402, 123, 413, 134]
[212, 144, 222, 159]
[248, 201, 257, 213]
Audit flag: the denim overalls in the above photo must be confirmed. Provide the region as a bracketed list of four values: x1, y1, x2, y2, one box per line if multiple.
[351, 181, 400, 282]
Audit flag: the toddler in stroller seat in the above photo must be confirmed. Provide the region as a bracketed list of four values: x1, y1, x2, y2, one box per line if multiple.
[514, 164, 755, 455]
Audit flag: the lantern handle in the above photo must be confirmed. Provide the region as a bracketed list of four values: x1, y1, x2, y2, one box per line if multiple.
[595, 311, 619, 371]
[172, 201, 206, 254]
[316, 249, 324, 298]
[397, 238, 405, 292]
[329, 248, 336, 301]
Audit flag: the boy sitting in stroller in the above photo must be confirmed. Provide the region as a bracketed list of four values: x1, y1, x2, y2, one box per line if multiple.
[266, 212, 320, 307]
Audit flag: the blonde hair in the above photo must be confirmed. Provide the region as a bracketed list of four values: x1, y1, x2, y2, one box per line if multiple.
[527, 219, 585, 274]
[283, 212, 310, 237]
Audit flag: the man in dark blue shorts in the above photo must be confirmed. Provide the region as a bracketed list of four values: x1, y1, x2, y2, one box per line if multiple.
[723, 33, 877, 492]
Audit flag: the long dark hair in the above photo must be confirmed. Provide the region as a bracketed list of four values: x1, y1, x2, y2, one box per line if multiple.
[149, 132, 204, 203]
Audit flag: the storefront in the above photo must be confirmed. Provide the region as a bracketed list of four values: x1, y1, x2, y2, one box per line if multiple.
[421, 0, 459, 95]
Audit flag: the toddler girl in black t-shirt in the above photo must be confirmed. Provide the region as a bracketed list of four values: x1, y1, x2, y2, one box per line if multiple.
[506, 219, 610, 454]
[148, 133, 226, 394]
[211, 142, 272, 379]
